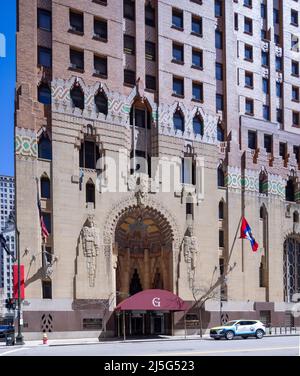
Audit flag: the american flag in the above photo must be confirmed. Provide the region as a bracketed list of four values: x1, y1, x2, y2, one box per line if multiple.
[37, 185, 49, 240]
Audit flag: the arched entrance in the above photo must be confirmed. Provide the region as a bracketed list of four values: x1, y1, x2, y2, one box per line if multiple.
[114, 205, 175, 336]
[284, 236, 300, 302]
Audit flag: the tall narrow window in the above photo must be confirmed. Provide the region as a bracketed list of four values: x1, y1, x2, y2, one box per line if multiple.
[86, 180, 95, 206]
[193, 115, 204, 136]
[38, 84, 51, 105]
[286, 178, 296, 202]
[218, 166, 225, 187]
[219, 201, 224, 219]
[145, 3, 155, 27]
[173, 109, 184, 132]
[95, 91, 108, 115]
[38, 134, 52, 160]
[41, 176, 51, 199]
[70, 85, 84, 110]
[124, 0, 135, 20]
[42, 280, 52, 299]
[80, 140, 100, 170]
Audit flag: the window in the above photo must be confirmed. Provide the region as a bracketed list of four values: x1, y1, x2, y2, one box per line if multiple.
[38, 134, 52, 160]
[276, 56, 282, 72]
[261, 3, 266, 19]
[192, 82, 203, 102]
[292, 86, 299, 102]
[215, 30, 223, 49]
[273, 8, 279, 25]
[43, 213, 51, 234]
[291, 35, 299, 52]
[145, 3, 155, 27]
[216, 63, 223, 80]
[70, 85, 84, 109]
[192, 49, 203, 69]
[284, 238, 300, 302]
[286, 178, 295, 202]
[173, 109, 184, 132]
[234, 13, 239, 30]
[245, 98, 254, 115]
[70, 49, 84, 70]
[244, 44, 253, 61]
[94, 55, 107, 77]
[264, 134, 272, 153]
[94, 18, 107, 40]
[218, 166, 225, 187]
[279, 142, 287, 159]
[245, 71, 253, 88]
[248, 130, 256, 150]
[291, 9, 298, 26]
[173, 77, 184, 96]
[172, 43, 184, 63]
[42, 280, 52, 299]
[95, 91, 108, 115]
[217, 124, 224, 142]
[293, 111, 300, 126]
[193, 115, 204, 136]
[86, 181, 95, 206]
[124, 35, 135, 55]
[124, 0, 135, 21]
[38, 9, 51, 31]
[292, 60, 299, 77]
[69, 10, 84, 33]
[38, 84, 51, 105]
[146, 75, 156, 91]
[124, 69, 136, 85]
[191, 15, 202, 35]
[219, 230, 224, 248]
[219, 201, 224, 220]
[172, 9, 183, 29]
[276, 82, 282, 98]
[216, 94, 223, 111]
[244, 0, 252, 8]
[262, 78, 269, 94]
[261, 29, 267, 41]
[41, 176, 51, 199]
[277, 108, 283, 124]
[38, 47, 51, 68]
[145, 41, 156, 61]
[263, 105, 270, 121]
[80, 140, 100, 170]
[261, 51, 269, 66]
[215, 0, 222, 17]
[244, 17, 253, 35]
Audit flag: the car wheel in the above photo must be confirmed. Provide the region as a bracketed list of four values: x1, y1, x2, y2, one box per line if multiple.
[242, 336, 248, 339]
[255, 329, 264, 339]
[225, 330, 234, 340]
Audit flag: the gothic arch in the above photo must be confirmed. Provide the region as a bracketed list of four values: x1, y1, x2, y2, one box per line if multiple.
[103, 195, 181, 256]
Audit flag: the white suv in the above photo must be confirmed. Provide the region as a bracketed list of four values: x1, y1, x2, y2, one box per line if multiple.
[210, 320, 266, 340]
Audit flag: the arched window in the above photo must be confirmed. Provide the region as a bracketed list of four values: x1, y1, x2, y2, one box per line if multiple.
[173, 109, 184, 132]
[259, 171, 268, 195]
[38, 84, 51, 105]
[293, 211, 299, 223]
[219, 201, 224, 219]
[86, 180, 95, 206]
[129, 269, 143, 296]
[284, 238, 300, 302]
[41, 175, 51, 199]
[193, 115, 204, 136]
[38, 133, 52, 160]
[70, 85, 84, 110]
[218, 165, 225, 187]
[217, 123, 225, 142]
[286, 178, 296, 202]
[95, 91, 108, 115]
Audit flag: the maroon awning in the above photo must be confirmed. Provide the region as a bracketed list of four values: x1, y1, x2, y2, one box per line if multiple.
[115, 289, 189, 312]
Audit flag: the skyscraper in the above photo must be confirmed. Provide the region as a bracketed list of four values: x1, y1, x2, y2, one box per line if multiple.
[15, 0, 300, 337]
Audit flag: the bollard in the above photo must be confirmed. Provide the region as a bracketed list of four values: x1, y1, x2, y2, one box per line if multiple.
[42, 333, 48, 345]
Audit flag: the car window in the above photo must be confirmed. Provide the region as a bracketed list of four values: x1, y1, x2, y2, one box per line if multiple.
[248, 321, 257, 325]
[239, 321, 248, 325]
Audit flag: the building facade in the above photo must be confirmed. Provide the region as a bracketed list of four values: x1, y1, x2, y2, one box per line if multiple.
[0, 176, 15, 307]
[15, 0, 300, 336]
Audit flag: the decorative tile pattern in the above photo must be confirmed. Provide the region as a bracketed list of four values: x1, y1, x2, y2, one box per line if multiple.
[15, 128, 37, 158]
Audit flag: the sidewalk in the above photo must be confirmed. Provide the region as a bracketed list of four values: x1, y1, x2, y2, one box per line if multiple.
[1, 331, 299, 348]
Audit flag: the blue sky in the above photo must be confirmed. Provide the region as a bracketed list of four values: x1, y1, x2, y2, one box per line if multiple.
[0, 1, 16, 177]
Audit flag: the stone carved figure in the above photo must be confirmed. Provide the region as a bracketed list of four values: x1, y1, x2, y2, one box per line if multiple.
[183, 224, 198, 288]
[81, 215, 100, 287]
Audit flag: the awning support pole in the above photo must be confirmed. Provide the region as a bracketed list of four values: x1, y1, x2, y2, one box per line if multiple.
[123, 311, 126, 341]
[184, 312, 187, 339]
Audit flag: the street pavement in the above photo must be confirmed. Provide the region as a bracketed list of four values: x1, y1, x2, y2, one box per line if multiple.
[0, 335, 299, 356]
